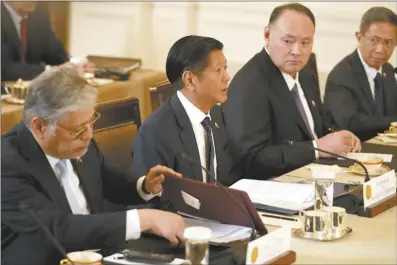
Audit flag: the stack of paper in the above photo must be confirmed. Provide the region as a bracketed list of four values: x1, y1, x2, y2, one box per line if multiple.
[184, 218, 253, 244]
[230, 179, 314, 211]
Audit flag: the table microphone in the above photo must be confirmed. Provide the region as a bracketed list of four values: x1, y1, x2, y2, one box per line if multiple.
[178, 153, 258, 241]
[285, 140, 370, 182]
[19, 203, 75, 265]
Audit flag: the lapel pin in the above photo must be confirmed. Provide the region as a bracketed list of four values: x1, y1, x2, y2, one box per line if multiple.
[77, 157, 83, 164]
[215, 122, 220, 129]
[311, 100, 316, 107]
[383, 72, 387, 78]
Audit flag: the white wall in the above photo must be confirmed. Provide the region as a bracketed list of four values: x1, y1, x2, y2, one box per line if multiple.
[69, 1, 397, 78]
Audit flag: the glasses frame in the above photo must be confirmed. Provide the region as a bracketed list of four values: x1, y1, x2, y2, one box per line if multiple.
[56, 111, 101, 140]
[362, 34, 396, 49]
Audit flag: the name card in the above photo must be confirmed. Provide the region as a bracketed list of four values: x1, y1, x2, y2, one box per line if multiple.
[363, 170, 396, 209]
[246, 227, 291, 265]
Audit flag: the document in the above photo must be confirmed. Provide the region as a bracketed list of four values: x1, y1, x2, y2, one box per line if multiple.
[230, 179, 314, 211]
[184, 217, 253, 244]
[103, 253, 184, 265]
[343, 152, 393, 163]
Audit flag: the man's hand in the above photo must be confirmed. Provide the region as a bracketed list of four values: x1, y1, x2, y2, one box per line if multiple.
[145, 165, 182, 194]
[316, 130, 361, 158]
[138, 209, 185, 245]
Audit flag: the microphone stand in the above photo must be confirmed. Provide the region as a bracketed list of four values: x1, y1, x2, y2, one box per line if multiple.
[286, 140, 370, 182]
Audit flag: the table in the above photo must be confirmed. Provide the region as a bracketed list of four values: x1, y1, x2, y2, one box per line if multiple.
[1, 69, 167, 135]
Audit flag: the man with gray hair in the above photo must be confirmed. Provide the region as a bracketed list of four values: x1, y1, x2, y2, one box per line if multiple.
[1, 68, 185, 265]
[324, 6, 397, 141]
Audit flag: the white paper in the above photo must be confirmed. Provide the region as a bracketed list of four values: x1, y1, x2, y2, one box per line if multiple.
[184, 218, 252, 244]
[306, 164, 342, 173]
[103, 253, 184, 265]
[246, 227, 291, 265]
[363, 170, 396, 208]
[343, 152, 393, 163]
[377, 136, 397, 144]
[230, 179, 314, 211]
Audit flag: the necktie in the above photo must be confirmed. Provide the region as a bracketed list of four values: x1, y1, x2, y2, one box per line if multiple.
[56, 160, 82, 214]
[374, 73, 385, 116]
[290, 83, 315, 139]
[20, 16, 27, 62]
[201, 117, 216, 184]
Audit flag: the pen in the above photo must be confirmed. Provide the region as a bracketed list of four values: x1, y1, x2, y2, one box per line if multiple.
[328, 128, 336, 133]
[261, 213, 298, 222]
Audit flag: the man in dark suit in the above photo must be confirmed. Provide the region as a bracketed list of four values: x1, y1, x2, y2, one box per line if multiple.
[1, 1, 90, 82]
[132, 35, 240, 186]
[1, 68, 185, 265]
[324, 7, 397, 141]
[223, 3, 361, 180]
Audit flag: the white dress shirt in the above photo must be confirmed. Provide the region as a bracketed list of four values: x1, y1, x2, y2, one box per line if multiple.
[45, 154, 152, 241]
[4, 3, 24, 37]
[357, 48, 383, 99]
[177, 91, 217, 182]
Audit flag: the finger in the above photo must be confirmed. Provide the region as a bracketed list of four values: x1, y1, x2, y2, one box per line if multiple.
[176, 232, 185, 245]
[149, 174, 165, 186]
[167, 235, 179, 246]
[153, 165, 182, 178]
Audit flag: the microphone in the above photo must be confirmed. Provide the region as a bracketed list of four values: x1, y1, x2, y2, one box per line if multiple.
[178, 153, 257, 241]
[19, 203, 74, 265]
[286, 140, 370, 182]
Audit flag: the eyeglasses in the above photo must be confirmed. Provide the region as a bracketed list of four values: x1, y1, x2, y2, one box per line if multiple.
[57, 111, 101, 140]
[362, 34, 396, 49]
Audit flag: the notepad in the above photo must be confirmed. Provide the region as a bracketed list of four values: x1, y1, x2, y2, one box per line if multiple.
[230, 179, 314, 211]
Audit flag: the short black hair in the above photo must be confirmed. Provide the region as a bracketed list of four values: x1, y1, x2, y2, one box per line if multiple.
[269, 3, 316, 28]
[360, 7, 397, 34]
[166, 35, 223, 90]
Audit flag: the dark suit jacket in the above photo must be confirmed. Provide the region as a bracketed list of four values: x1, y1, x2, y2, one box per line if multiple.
[1, 2, 68, 81]
[132, 94, 241, 187]
[323, 50, 397, 141]
[1, 122, 145, 265]
[223, 49, 336, 180]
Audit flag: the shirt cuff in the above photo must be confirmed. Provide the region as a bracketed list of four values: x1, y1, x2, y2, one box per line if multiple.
[136, 176, 161, 201]
[312, 140, 319, 159]
[125, 209, 141, 240]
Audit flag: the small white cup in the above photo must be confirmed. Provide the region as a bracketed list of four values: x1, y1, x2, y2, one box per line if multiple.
[359, 156, 383, 172]
[60, 251, 102, 265]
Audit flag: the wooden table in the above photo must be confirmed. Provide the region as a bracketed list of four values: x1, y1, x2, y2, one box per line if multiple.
[1, 69, 167, 135]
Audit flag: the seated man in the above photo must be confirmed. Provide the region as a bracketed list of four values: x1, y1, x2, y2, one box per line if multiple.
[222, 3, 361, 180]
[324, 7, 397, 141]
[132, 35, 240, 186]
[1, 68, 185, 265]
[1, 1, 90, 82]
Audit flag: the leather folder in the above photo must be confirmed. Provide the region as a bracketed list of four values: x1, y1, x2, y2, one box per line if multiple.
[162, 175, 267, 236]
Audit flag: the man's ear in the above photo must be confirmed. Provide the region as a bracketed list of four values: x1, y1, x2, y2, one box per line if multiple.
[182, 71, 197, 92]
[31, 117, 46, 139]
[355, 31, 362, 42]
[264, 25, 271, 43]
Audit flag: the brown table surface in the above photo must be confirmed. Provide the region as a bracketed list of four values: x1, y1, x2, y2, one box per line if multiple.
[1, 69, 167, 135]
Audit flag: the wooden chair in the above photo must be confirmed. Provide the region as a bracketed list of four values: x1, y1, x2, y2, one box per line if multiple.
[149, 80, 175, 111]
[93, 96, 141, 172]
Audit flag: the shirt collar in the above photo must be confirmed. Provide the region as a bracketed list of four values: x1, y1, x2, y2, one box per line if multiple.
[357, 48, 382, 80]
[177, 91, 211, 127]
[264, 46, 299, 91]
[45, 154, 61, 171]
[4, 2, 23, 26]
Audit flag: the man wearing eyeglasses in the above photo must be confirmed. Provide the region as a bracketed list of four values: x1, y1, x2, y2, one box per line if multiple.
[1, 68, 185, 265]
[324, 7, 397, 141]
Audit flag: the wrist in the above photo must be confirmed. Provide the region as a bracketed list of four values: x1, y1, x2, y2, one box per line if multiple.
[137, 209, 152, 232]
[141, 177, 152, 195]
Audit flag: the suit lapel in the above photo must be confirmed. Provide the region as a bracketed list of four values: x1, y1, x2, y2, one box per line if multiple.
[70, 159, 99, 213]
[170, 95, 203, 181]
[1, 3, 22, 59]
[18, 124, 72, 212]
[209, 108, 223, 176]
[351, 50, 377, 115]
[260, 49, 313, 139]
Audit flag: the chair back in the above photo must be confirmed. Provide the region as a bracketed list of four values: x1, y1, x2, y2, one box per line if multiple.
[150, 81, 175, 111]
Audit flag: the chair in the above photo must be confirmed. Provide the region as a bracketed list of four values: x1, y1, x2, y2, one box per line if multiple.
[93, 96, 141, 172]
[149, 80, 175, 111]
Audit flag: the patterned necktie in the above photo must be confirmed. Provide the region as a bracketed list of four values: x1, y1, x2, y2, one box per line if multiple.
[201, 117, 216, 184]
[56, 160, 82, 214]
[20, 16, 27, 62]
[290, 83, 315, 139]
[374, 73, 385, 116]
